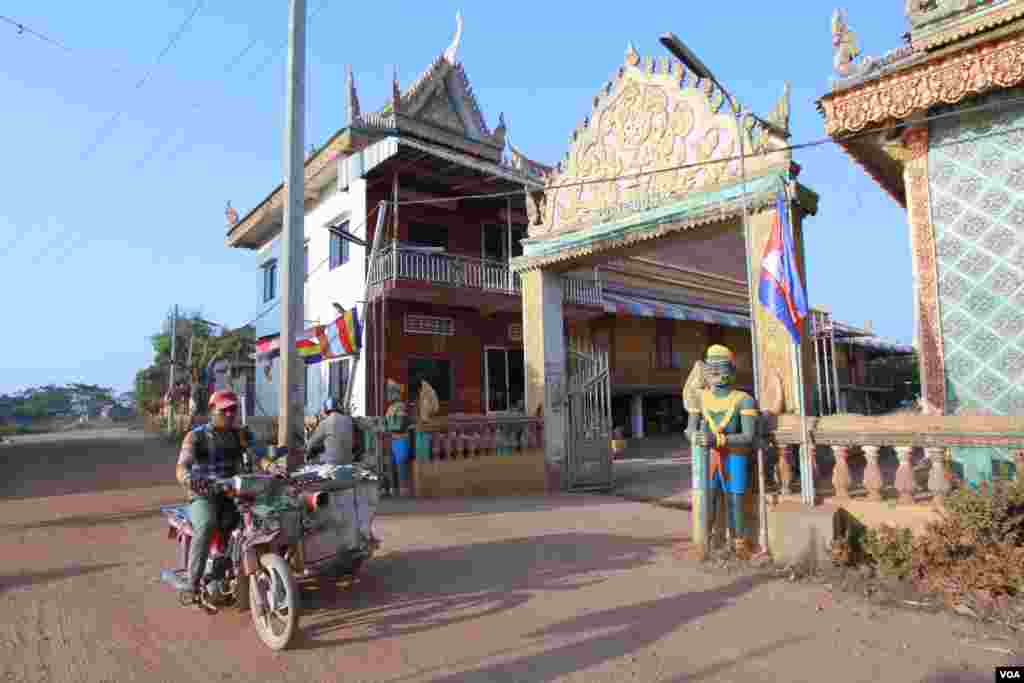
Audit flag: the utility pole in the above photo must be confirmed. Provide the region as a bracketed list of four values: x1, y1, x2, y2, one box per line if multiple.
[167, 304, 178, 431]
[278, 0, 307, 457]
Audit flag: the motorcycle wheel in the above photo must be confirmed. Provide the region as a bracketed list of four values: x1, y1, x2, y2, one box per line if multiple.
[249, 553, 298, 651]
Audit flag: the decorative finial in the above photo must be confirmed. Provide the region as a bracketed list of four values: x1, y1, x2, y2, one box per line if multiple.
[494, 112, 507, 145]
[444, 11, 463, 64]
[347, 65, 361, 124]
[767, 81, 792, 136]
[392, 66, 401, 114]
[225, 201, 239, 226]
[832, 9, 878, 79]
[625, 41, 640, 66]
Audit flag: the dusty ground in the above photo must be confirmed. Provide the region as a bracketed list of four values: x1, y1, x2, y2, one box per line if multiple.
[0, 429, 1022, 683]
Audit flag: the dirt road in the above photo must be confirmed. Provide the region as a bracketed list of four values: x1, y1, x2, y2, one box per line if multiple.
[0, 430, 1020, 682]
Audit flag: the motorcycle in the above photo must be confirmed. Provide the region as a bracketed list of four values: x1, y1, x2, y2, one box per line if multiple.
[159, 473, 301, 651]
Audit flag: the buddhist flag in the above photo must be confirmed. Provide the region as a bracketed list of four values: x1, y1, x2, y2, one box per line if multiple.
[256, 336, 280, 362]
[324, 307, 362, 357]
[296, 337, 323, 365]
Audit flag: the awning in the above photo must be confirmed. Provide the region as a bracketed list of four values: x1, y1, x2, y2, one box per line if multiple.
[602, 291, 751, 329]
[841, 336, 915, 355]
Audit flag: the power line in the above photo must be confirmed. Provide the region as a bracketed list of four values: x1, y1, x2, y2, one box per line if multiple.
[40, 1, 209, 269]
[1, 14, 150, 81]
[1, 14, 74, 53]
[390, 91, 1024, 207]
[239, 203, 380, 332]
[134, 31, 266, 171]
[48, 1, 333, 270]
[80, 0, 207, 163]
[150, 0, 332, 171]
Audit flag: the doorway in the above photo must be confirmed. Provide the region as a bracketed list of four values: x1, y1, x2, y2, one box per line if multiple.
[485, 346, 525, 413]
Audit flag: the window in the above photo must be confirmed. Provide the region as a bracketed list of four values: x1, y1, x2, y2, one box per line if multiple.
[482, 224, 527, 262]
[405, 314, 454, 336]
[407, 222, 448, 249]
[655, 319, 677, 369]
[329, 221, 350, 270]
[328, 358, 351, 404]
[408, 358, 452, 403]
[482, 224, 506, 262]
[511, 225, 526, 258]
[262, 260, 277, 303]
[485, 348, 525, 413]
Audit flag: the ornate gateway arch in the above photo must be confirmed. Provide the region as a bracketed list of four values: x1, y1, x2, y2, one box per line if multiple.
[512, 44, 819, 489]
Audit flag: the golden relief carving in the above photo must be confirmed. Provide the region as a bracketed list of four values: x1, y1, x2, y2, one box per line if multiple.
[820, 32, 1024, 135]
[539, 67, 748, 237]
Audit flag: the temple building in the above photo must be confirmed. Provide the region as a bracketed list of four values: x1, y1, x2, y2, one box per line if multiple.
[818, 1, 1024, 484]
[225, 14, 915, 464]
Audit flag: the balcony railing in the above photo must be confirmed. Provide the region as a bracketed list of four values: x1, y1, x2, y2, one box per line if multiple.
[369, 244, 603, 307]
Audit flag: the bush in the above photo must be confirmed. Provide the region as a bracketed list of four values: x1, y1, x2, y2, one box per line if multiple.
[0, 424, 30, 436]
[863, 524, 915, 580]
[910, 479, 1024, 602]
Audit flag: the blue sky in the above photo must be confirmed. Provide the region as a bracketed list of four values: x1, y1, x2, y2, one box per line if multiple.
[0, 1, 912, 395]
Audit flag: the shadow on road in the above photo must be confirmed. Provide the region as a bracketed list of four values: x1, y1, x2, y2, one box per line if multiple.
[417, 574, 774, 683]
[297, 531, 678, 651]
[0, 562, 123, 594]
[0, 436, 177, 501]
[376, 494, 636, 519]
[664, 634, 815, 682]
[0, 506, 172, 532]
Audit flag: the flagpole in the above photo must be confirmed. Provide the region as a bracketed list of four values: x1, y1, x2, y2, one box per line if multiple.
[784, 184, 814, 507]
[343, 201, 388, 415]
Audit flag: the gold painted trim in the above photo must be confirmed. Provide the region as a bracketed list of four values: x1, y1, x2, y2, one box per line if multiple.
[820, 30, 1024, 136]
[914, 5, 1024, 51]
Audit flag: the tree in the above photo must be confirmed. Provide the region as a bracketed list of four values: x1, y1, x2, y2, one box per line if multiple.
[1, 384, 115, 419]
[135, 309, 254, 418]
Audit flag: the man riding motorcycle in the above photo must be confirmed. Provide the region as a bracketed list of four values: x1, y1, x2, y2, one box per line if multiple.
[172, 390, 270, 604]
[305, 397, 355, 465]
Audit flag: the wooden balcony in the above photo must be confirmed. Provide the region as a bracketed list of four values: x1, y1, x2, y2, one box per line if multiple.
[368, 244, 603, 308]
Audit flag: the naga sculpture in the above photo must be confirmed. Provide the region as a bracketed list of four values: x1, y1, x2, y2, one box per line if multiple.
[832, 9, 878, 79]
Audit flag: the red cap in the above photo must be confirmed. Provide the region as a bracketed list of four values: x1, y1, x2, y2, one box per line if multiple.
[208, 390, 240, 410]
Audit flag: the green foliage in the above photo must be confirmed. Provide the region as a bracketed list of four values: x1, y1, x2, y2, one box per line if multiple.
[863, 524, 915, 580]
[0, 384, 114, 419]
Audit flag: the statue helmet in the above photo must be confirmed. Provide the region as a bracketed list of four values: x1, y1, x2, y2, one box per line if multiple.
[704, 344, 736, 376]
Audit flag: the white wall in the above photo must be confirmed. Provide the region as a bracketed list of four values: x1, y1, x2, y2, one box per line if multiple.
[253, 178, 370, 418]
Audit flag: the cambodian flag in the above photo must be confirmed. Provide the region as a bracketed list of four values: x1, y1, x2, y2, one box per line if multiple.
[758, 191, 808, 345]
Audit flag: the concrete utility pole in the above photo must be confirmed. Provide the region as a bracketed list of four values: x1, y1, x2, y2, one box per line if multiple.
[167, 304, 178, 431]
[277, 0, 307, 456]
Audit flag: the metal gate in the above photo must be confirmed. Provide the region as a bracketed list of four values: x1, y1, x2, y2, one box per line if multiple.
[564, 345, 613, 491]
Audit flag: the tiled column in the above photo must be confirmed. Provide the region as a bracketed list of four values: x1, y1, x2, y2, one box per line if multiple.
[522, 269, 566, 492]
[901, 126, 947, 415]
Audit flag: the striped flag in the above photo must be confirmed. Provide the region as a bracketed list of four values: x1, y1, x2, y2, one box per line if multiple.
[323, 307, 362, 357]
[296, 338, 323, 365]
